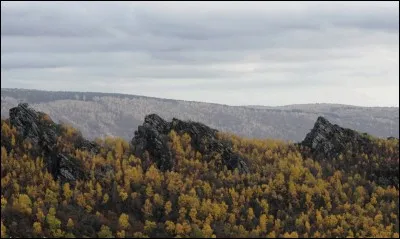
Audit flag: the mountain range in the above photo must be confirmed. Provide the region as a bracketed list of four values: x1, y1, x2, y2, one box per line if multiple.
[1, 88, 398, 142]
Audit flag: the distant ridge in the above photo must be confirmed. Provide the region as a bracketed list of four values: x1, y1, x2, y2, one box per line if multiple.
[1, 88, 398, 142]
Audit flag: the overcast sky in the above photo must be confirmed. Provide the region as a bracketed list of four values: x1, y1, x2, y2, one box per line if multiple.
[1, 1, 399, 107]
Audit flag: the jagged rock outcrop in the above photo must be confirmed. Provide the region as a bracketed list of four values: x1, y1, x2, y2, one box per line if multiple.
[301, 116, 399, 187]
[9, 103, 98, 182]
[301, 116, 373, 159]
[131, 114, 250, 173]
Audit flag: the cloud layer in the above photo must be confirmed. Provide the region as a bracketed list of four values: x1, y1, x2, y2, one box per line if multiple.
[1, 1, 399, 106]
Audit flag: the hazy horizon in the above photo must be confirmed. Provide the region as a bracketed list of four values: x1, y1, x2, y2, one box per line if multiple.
[2, 88, 399, 142]
[2, 87, 399, 108]
[1, 2, 399, 107]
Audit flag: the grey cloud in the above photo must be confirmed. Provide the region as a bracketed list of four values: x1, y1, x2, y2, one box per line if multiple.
[1, 2, 117, 37]
[2, 2, 398, 40]
[1, 2, 399, 107]
[1, 28, 396, 56]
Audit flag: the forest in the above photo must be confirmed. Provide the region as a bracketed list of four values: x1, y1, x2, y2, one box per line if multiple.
[1, 111, 399, 238]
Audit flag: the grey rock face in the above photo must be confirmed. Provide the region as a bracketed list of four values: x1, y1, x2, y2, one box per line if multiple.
[9, 103, 42, 145]
[132, 114, 173, 171]
[301, 116, 399, 187]
[301, 116, 371, 158]
[131, 114, 250, 173]
[9, 103, 95, 182]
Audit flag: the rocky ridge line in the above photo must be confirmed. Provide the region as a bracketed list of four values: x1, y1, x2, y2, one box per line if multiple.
[131, 114, 250, 173]
[9, 103, 98, 182]
[301, 116, 399, 187]
[301, 116, 373, 158]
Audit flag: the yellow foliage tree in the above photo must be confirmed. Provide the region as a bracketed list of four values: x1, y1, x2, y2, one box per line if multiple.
[63, 183, 73, 201]
[1, 221, 7, 238]
[119, 213, 130, 230]
[67, 218, 74, 230]
[116, 230, 125, 238]
[13, 194, 32, 215]
[33, 222, 42, 236]
[98, 225, 113, 238]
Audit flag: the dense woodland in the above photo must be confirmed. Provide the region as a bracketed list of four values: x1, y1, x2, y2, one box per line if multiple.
[1, 116, 399, 238]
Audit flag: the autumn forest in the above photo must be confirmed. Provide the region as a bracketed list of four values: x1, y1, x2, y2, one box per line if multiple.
[1, 107, 399, 238]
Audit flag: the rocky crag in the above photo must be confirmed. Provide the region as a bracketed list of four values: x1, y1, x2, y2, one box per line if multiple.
[8, 103, 98, 182]
[131, 114, 250, 173]
[301, 116, 399, 187]
[301, 116, 374, 158]
[6, 104, 250, 183]
[5, 104, 397, 187]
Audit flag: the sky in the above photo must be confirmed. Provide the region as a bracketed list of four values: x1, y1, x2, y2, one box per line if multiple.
[1, 1, 399, 107]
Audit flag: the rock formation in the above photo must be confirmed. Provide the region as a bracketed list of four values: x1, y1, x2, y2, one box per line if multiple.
[301, 116, 399, 187]
[131, 114, 250, 173]
[301, 116, 373, 159]
[7, 104, 396, 187]
[9, 103, 98, 182]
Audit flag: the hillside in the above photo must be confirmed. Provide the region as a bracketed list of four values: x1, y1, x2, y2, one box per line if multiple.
[1, 89, 399, 142]
[1, 103, 399, 238]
